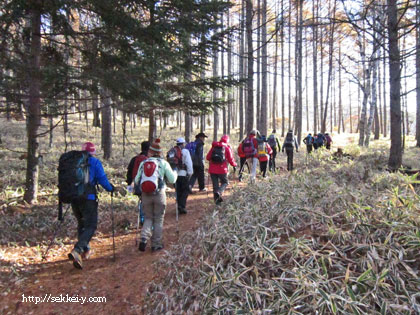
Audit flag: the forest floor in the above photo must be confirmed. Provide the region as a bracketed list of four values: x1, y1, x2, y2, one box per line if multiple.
[0, 181, 243, 314]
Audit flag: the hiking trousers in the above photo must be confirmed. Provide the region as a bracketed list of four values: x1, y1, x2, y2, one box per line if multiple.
[306, 144, 313, 154]
[189, 165, 205, 190]
[249, 157, 259, 182]
[269, 148, 277, 172]
[141, 190, 166, 248]
[260, 160, 268, 177]
[71, 199, 98, 254]
[285, 148, 294, 171]
[176, 175, 190, 212]
[210, 173, 229, 201]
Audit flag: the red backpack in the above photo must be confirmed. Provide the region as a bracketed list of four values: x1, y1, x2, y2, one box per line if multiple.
[132, 154, 148, 180]
[135, 159, 161, 194]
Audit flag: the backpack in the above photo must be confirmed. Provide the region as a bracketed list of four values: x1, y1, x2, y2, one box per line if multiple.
[325, 135, 332, 144]
[132, 154, 148, 180]
[242, 137, 256, 158]
[135, 159, 162, 194]
[58, 150, 90, 204]
[315, 134, 324, 146]
[166, 146, 183, 170]
[267, 134, 276, 149]
[211, 144, 226, 163]
[185, 141, 197, 159]
[304, 135, 313, 145]
[284, 133, 294, 148]
[257, 140, 268, 157]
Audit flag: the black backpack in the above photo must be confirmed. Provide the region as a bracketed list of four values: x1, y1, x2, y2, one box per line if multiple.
[211, 145, 226, 163]
[58, 151, 90, 204]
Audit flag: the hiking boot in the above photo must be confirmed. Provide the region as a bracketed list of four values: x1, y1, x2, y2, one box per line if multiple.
[68, 249, 83, 269]
[81, 249, 93, 260]
[178, 208, 187, 215]
[199, 188, 208, 192]
[238, 174, 243, 182]
[188, 185, 194, 194]
[151, 245, 164, 252]
[138, 239, 147, 252]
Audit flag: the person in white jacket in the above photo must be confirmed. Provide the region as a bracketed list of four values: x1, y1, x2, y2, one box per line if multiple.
[174, 137, 193, 214]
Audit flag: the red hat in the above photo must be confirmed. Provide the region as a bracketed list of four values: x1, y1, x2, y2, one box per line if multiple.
[82, 142, 96, 155]
[149, 139, 162, 154]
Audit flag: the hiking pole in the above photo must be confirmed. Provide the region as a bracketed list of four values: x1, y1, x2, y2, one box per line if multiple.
[42, 203, 71, 261]
[175, 185, 179, 238]
[111, 191, 116, 261]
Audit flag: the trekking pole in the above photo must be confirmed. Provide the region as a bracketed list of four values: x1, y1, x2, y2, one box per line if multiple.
[135, 199, 140, 246]
[174, 185, 179, 238]
[111, 191, 116, 261]
[42, 204, 71, 261]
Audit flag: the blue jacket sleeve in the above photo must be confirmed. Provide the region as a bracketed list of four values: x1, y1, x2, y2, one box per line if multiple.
[91, 157, 113, 192]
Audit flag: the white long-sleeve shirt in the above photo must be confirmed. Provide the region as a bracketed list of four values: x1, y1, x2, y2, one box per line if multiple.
[177, 147, 193, 177]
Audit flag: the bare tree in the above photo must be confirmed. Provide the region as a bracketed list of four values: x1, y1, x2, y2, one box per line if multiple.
[245, 0, 254, 133]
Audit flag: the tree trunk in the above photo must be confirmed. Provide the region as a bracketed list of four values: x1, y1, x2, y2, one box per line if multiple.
[260, 0, 268, 136]
[295, 0, 303, 142]
[185, 113, 191, 143]
[213, 44, 219, 141]
[383, 37, 387, 137]
[92, 92, 101, 127]
[312, 0, 319, 134]
[148, 109, 156, 142]
[338, 43, 343, 134]
[349, 79, 353, 133]
[256, 0, 261, 131]
[288, 0, 292, 131]
[416, 0, 420, 146]
[24, 6, 42, 204]
[272, 20, 279, 132]
[281, 0, 285, 136]
[239, 0, 245, 139]
[387, 0, 402, 170]
[227, 10, 233, 135]
[245, 0, 254, 133]
[101, 88, 112, 160]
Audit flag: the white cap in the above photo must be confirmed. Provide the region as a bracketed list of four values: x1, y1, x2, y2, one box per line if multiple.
[176, 137, 186, 144]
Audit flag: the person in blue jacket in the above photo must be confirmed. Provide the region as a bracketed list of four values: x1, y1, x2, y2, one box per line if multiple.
[68, 142, 114, 269]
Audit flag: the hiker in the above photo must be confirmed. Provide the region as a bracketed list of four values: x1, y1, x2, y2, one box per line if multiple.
[314, 133, 325, 150]
[206, 135, 237, 204]
[267, 130, 281, 172]
[171, 137, 193, 214]
[325, 133, 333, 150]
[68, 142, 114, 269]
[239, 129, 260, 183]
[126, 141, 150, 225]
[135, 139, 177, 252]
[257, 135, 273, 178]
[282, 130, 299, 171]
[303, 133, 313, 154]
[188, 132, 208, 193]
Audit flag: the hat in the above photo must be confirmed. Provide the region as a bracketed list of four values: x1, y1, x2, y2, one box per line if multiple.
[82, 142, 96, 155]
[149, 139, 162, 153]
[220, 135, 230, 143]
[250, 129, 259, 136]
[176, 137, 186, 144]
[195, 132, 208, 139]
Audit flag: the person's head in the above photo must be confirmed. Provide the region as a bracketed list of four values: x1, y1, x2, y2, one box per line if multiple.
[308, 133, 312, 136]
[141, 141, 150, 154]
[325, 133, 329, 136]
[82, 142, 96, 155]
[176, 137, 186, 148]
[148, 139, 162, 157]
[272, 129, 276, 134]
[261, 135, 267, 142]
[195, 132, 208, 142]
[249, 129, 259, 137]
[220, 135, 230, 143]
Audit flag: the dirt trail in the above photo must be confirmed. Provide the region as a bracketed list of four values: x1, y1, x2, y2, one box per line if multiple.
[1, 181, 245, 314]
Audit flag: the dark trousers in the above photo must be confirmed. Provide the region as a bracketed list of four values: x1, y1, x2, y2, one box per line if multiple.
[71, 199, 98, 254]
[238, 157, 247, 180]
[286, 148, 294, 171]
[176, 176, 190, 211]
[269, 149, 277, 172]
[260, 160, 268, 177]
[326, 143, 331, 150]
[306, 145, 313, 154]
[210, 173, 228, 201]
[189, 165, 205, 190]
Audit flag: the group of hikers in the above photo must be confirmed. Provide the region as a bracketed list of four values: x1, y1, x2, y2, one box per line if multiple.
[302, 132, 333, 154]
[63, 128, 326, 269]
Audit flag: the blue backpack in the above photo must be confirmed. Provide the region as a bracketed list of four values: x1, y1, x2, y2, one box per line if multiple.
[185, 141, 197, 159]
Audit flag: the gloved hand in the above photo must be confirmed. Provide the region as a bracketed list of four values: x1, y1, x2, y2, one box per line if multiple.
[110, 184, 115, 192]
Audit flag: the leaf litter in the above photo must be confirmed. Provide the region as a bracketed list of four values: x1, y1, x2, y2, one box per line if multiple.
[143, 149, 420, 314]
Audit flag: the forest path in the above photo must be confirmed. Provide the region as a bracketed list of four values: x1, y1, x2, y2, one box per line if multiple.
[1, 179, 247, 315]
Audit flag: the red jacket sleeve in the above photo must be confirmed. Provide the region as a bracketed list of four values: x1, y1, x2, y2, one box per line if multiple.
[225, 145, 237, 167]
[206, 147, 213, 161]
[266, 143, 273, 155]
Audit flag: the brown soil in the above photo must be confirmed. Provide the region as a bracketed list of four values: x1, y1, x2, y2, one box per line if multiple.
[1, 180, 245, 315]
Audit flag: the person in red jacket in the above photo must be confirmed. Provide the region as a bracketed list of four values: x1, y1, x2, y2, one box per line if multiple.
[257, 135, 273, 178]
[206, 135, 237, 204]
